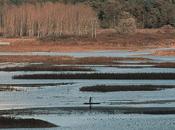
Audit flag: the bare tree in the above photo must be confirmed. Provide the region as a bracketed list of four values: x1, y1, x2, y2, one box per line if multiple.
[2, 3, 98, 38]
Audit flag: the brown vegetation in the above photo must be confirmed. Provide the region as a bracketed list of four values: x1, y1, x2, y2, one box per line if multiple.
[0, 28, 174, 53]
[0, 65, 93, 71]
[0, 83, 73, 88]
[154, 50, 175, 56]
[80, 85, 175, 92]
[0, 86, 19, 91]
[13, 73, 175, 80]
[1, 3, 98, 38]
[155, 62, 175, 68]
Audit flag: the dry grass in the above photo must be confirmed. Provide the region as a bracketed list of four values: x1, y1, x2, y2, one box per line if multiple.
[0, 65, 93, 72]
[154, 50, 175, 56]
[0, 28, 175, 53]
[0, 87, 20, 92]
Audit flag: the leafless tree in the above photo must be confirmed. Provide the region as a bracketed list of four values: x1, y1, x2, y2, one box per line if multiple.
[2, 3, 98, 38]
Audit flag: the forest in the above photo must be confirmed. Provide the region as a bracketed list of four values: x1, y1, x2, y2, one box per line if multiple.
[0, 0, 175, 37]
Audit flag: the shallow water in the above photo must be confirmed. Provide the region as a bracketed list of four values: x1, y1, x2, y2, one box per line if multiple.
[0, 48, 175, 63]
[1, 80, 175, 110]
[4, 114, 175, 130]
[0, 48, 175, 130]
[0, 50, 151, 57]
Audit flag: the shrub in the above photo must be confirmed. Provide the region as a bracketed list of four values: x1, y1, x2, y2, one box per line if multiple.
[115, 12, 137, 34]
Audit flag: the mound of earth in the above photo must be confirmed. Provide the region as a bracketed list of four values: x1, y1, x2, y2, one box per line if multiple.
[0, 117, 57, 128]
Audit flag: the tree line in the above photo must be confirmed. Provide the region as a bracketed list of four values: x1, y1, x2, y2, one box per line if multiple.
[1, 0, 175, 28]
[0, 2, 97, 38]
[0, 0, 175, 38]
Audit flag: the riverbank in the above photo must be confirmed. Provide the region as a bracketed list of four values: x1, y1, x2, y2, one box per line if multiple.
[0, 29, 174, 53]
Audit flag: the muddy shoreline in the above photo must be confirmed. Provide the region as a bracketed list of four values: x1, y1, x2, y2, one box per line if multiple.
[0, 116, 57, 128]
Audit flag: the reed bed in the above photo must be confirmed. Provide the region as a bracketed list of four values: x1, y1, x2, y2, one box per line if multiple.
[0, 83, 72, 88]
[13, 73, 175, 80]
[80, 85, 175, 92]
[155, 62, 175, 68]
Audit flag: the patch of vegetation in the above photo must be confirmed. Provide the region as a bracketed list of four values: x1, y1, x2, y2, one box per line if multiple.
[13, 73, 175, 80]
[0, 87, 20, 91]
[0, 65, 93, 72]
[155, 62, 175, 68]
[0, 116, 57, 128]
[80, 85, 175, 92]
[1, 0, 175, 30]
[0, 83, 73, 88]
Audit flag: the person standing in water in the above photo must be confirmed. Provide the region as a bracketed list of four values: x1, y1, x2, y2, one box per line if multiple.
[89, 97, 92, 110]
